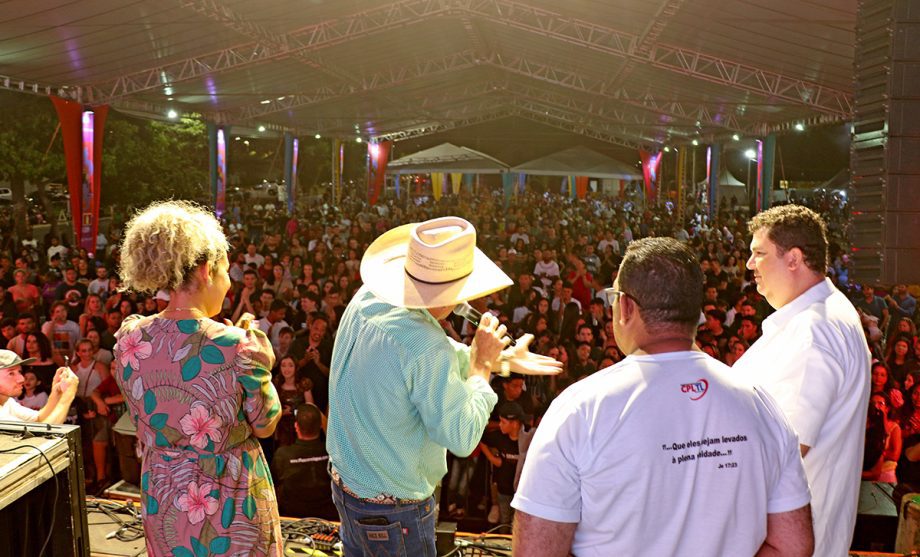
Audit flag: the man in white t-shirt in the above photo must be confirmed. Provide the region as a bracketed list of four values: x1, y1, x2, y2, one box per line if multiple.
[0, 349, 77, 423]
[41, 301, 81, 359]
[88, 265, 109, 298]
[734, 205, 870, 556]
[532, 251, 561, 291]
[512, 237, 813, 557]
[243, 243, 265, 268]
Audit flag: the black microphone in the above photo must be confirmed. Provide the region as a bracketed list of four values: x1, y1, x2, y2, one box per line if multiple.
[452, 302, 516, 346]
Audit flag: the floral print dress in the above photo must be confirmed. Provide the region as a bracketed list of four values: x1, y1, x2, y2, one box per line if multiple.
[115, 315, 282, 557]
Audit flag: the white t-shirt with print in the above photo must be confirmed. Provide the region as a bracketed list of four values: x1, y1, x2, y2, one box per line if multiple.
[513, 351, 810, 557]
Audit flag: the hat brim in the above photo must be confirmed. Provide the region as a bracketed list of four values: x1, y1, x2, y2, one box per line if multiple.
[361, 222, 513, 309]
[0, 356, 36, 371]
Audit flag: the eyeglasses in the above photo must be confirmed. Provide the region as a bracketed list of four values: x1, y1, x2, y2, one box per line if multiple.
[603, 287, 640, 307]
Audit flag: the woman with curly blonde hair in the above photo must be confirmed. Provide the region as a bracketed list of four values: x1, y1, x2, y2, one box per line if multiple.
[114, 201, 282, 557]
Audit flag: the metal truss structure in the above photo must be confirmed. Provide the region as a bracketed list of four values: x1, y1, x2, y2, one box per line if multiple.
[2, 0, 857, 150]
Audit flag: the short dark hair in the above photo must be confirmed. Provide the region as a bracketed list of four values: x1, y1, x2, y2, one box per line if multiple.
[705, 309, 726, 324]
[617, 238, 703, 331]
[294, 403, 322, 438]
[739, 315, 759, 330]
[269, 299, 288, 313]
[748, 204, 828, 274]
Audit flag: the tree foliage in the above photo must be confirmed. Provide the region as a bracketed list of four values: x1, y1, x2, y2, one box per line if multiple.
[102, 113, 209, 205]
[0, 90, 369, 218]
[0, 92, 65, 182]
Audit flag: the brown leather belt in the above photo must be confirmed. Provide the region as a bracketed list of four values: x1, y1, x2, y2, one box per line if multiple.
[329, 466, 425, 505]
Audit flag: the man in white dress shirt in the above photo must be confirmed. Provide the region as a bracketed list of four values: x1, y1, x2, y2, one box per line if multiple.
[734, 204, 870, 556]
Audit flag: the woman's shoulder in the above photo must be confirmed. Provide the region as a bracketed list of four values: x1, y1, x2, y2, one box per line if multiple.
[117, 313, 154, 335]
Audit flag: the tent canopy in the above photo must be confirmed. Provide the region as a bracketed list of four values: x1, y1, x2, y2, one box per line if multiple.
[386, 143, 510, 174]
[512, 146, 642, 180]
[701, 168, 746, 187]
[717, 168, 745, 187]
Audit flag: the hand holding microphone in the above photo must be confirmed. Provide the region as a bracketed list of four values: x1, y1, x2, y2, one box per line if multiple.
[456, 302, 562, 377]
[453, 302, 515, 346]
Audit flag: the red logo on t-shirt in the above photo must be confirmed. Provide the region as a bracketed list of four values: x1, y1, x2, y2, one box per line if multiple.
[680, 379, 709, 401]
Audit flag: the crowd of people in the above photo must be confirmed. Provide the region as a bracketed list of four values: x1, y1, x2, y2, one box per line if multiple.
[0, 186, 914, 550]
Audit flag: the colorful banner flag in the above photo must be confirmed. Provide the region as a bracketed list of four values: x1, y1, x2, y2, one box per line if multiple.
[290, 138, 298, 214]
[367, 141, 392, 205]
[283, 132, 298, 214]
[677, 146, 687, 217]
[51, 97, 107, 256]
[463, 173, 474, 194]
[216, 128, 227, 217]
[332, 139, 343, 205]
[759, 134, 776, 213]
[502, 173, 513, 206]
[707, 144, 720, 220]
[431, 173, 444, 201]
[639, 149, 663, 203]
[575, 176, 589, 199]
[451, 173, 462, 195]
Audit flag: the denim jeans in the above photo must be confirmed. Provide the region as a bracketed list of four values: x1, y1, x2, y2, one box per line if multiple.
[446, 455, 478, 507]
[496, 492, 514, 525]
[331, 481, 437, 557]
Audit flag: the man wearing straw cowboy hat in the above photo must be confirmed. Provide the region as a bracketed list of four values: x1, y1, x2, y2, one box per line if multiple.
[327, 216, 561, 556]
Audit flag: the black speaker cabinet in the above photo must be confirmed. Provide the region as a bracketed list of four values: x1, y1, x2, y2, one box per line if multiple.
[0, 421, 90, 557]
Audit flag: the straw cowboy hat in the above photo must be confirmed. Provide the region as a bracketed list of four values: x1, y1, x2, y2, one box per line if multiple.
[360, 216, 512, 309]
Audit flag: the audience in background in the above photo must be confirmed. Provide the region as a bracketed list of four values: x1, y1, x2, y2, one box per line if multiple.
[1, 186, 914, 525]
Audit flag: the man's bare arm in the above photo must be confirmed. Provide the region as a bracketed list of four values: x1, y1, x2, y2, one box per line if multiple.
[800, 444, 810, 458]
[756, 504, 814, 557]
[513, 511, 577, 557]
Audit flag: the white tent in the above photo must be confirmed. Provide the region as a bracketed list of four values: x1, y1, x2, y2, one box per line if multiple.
[717, 168, 745, 187]
[512, 146, 642, 180]
[698, 168, 748, 203]
[386, 143, 509, 174]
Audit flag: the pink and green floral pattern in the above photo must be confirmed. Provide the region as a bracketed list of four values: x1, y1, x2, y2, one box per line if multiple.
[115, 315, 282, 557]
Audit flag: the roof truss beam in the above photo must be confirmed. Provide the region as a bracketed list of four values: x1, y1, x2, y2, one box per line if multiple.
[487, 53, 744, 135]
[83, 0, 852, 122]
[86, 0, 457, 103]
[308, 86, 506, 136]
[375, 109, 513, 141]
[501, 81, 688, 140]
[234, 50, 483, 121]
[510, 99, 651, 149]
[510, 104, 644, 149]
[603, 0, 688, 90]
[465, 0, 853, 117]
